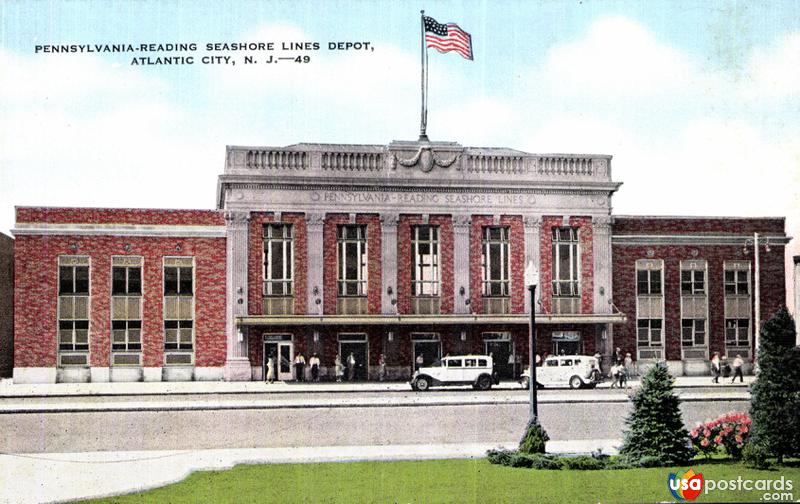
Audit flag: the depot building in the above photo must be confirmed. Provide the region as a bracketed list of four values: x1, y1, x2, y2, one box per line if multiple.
[10, 139, 790, 383]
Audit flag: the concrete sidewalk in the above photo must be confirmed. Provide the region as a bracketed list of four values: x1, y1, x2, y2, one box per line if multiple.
[0, 440, 621, 504]
[0, 389, 750, 414]
[0, 375, 753, 398]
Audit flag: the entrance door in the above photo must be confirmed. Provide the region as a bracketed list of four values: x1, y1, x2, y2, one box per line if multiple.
[340, 342, 368, 381]
[264, 341, 294, 381]
[413, 341, 441, 370]
[485, 340, 515, 380]
[552, 332, 582, 356]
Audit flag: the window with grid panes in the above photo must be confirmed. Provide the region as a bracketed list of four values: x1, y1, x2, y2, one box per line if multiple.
[164, 259, 194, 352]
[551, 228, 579, 297]
[724, 263, 751, 348]
[263, 224, 293, 296]
[111, 258, 142, 352]
[412, 225, 440, 296]
[337, 225, 368, 296]
[681, 270, 706, 294]
[58, 258, 90, 352]
[681, 319, 706, 347]
[481, 227, 510, 296]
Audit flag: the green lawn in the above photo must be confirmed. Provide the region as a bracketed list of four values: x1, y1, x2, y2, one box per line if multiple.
[87, 459, 799, 504]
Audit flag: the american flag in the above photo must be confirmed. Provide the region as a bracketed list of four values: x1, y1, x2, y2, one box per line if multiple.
[423, 15, 473, 60]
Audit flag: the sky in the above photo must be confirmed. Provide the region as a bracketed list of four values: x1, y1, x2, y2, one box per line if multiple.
[1, 0, 798, 310]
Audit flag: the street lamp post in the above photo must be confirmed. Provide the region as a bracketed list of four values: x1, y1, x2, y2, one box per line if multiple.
[744, 232, 770, 366]
[525, 260, 540, 419]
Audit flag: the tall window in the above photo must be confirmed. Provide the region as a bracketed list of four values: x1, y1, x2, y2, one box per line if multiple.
[412, 225, 439, 296]
[164, 258, 194, 358]
[635, 259, 664, 357]
[58, 257, 90, 356]
[680, 260, 708, 355]
[481, 227, 510, 297]
[724, 262, 751, 350]
[111, 257, 142, 354]
[264, 224, 293, 296]
[551, 228, 579, 297]
[338, 225, 367, 296]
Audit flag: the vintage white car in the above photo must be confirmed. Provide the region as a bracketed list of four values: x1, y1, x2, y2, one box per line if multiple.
[410, 355, 498, 391]
[520, 355, 601, 389]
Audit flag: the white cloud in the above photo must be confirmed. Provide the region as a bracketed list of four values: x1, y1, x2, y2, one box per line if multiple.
[742, 33, 800, 100]
[540, 16, 713, 98]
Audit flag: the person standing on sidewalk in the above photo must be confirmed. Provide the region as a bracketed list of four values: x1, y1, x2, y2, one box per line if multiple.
[334, 353, 344, 382]
[710, 352, 721, 384]
[294, 353, 306, 382]
[347, 352, 356, 381]
[624, 352, 634, 378]
[731, 354, 745, 383]
[378, 354, 387, 382]
[415, 353, 424, 372]
[309, 353, 321, 382]
[266, 354, 275, 384]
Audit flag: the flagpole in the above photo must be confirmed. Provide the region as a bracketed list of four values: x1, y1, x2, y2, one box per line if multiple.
[419, 10, 428, 141]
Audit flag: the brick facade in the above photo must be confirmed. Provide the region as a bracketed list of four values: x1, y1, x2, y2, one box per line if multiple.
[612, 217, 786, 363]
[10, 205, 789, 381]
[13, 208, 226, 371]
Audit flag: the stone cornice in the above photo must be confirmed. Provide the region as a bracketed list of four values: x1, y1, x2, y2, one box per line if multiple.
[12, 223, 225, 238]
[611, 234, 791, 246]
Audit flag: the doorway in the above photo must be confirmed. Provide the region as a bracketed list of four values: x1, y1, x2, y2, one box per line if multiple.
[339, 333, 368, 381]
[411, 333, 441, 371]
[263, 334, 294, 381]
[552, 331, 582, 356]
[484, 332, 515, 380]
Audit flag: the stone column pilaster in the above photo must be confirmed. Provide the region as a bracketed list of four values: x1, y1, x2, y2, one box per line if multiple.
[306, 213, 325, 315]
[224, 210, 252, 381]
[592, 216, 613, 315]
[524, 215, 542, 313]
[453, 215, 471, 314]
[381, 213, 399, 314]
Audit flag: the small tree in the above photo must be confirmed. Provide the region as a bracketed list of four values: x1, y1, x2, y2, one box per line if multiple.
[519, 416, 550, 454]
[750, 308, 799, 464]
[619, 362, 693, 465]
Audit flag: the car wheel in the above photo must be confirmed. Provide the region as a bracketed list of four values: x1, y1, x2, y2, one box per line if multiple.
[415, 376, 430, 392]
[569, 375, 583, 389]
[476, 375, 492, 391]
[521, 376, 530, 390]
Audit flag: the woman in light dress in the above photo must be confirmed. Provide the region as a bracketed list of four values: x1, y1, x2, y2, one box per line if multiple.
[334, 353, 344, 382]
[266, 354, 275, 384]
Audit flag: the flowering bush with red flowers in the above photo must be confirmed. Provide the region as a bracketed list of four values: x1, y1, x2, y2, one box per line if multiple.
[689, 411, 752, 459]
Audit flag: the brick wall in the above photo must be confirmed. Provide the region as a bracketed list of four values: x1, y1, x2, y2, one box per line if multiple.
[14, 233, 226, 368]
[0, 234, 13, 376]
[539, 216, 594, 314]
[613, 243, 786, 361]
[248, 212, 308, 317]
[322, 214, 382, 314]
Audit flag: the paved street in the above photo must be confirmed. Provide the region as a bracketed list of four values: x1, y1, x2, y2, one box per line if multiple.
[0, 390, 749, 454]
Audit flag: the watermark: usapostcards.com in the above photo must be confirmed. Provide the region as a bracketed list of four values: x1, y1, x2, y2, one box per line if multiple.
[668, 470, 794, 501]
